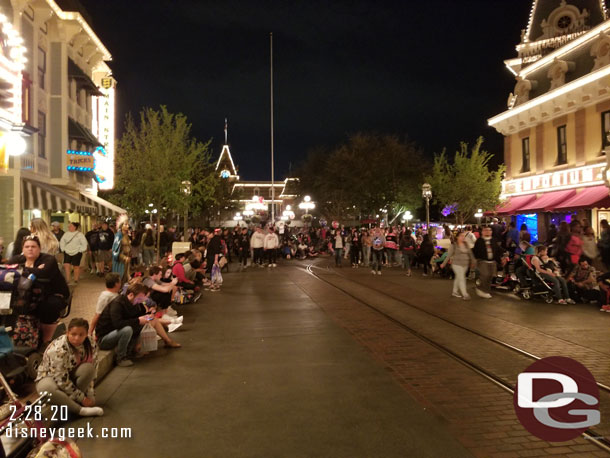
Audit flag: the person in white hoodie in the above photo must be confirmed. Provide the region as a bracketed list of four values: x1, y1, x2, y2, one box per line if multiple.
[264, 227, 280, 267]
[60, 222, 89, 284]
[250, 227, 266, 267]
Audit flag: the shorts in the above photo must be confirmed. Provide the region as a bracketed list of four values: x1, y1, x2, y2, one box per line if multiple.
[96, 250, 112, 263]
[63, 252, 83, 267]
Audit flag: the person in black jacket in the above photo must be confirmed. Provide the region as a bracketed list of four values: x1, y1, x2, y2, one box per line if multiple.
[96, 283, 180, 367]
[472, 225, 503, 298]
[9, 235, 70, 344]
[235, 227, 250, 270]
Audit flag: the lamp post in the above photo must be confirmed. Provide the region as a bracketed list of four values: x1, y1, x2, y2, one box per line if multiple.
[402, 210, 412, 227]
[474, 208, 483, 228]
[182, 180, 191, 240]
[299, 196, 315, 214]
[233, 212, 243, 227]
[422, 183, 432, 232]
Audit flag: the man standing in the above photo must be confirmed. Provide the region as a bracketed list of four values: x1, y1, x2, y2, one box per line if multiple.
[236, 227, 250, 270]
[206, 228, 223, 275]
[85, 223, 100, 275]
[473, 225, 502, 298]
[50, 221, 64, 242]
[250, 227, 265, 267]
[96, 221, 114, 277]
[264, 226, 279, 267]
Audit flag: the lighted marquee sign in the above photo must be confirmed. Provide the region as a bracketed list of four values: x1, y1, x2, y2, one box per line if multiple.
[66, 146, 110, 184]
[502, 163, 606, 197]
[92, 77, 115, 190]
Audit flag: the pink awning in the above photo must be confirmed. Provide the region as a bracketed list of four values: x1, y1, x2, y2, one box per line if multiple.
[517, 189, 576, 213]
[494, 194, 538, 215]
[552, 185, 610, 211]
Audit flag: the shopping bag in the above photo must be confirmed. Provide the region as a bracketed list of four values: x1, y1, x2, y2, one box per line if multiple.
[211, 264, 223, 285]
[139, 323, 158, 352]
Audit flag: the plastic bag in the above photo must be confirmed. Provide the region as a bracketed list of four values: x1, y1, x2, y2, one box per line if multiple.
[139, 323, 158, 352]
[211, 264, 223, 285]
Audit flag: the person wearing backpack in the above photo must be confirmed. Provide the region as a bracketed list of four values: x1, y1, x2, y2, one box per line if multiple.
[141, 226, 156, 266]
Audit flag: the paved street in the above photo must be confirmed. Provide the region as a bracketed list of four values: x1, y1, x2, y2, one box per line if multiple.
[60, 259, 610, 457]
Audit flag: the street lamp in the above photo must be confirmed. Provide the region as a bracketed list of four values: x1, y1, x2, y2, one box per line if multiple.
[402, 210, 412, 227]
[422, 183, 432, 232]
[474, 208, 483, 228]
[182, 180, 191, 239]
[299, 195, 315, 214]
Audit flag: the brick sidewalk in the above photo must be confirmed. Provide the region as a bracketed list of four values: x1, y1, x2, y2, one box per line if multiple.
[65, 272, 106, 324]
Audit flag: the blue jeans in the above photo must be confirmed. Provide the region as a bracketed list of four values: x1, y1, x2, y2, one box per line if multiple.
[334, 248, 343, 266]
[372, 250, 384, 272]
[98, 326, 134, 360]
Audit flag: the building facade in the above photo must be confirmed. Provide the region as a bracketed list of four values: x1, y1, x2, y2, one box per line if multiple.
[215, 121, 300, 226]
[0, 0, 121, 247]
[489, 0, 610, 242]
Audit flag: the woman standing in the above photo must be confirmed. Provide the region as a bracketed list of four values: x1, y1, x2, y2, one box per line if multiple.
[361, 229, 372, 267]
[29, 218, 59, 256]
[419, 234, 435, 277]
[332, 229, 345, 267]
[5, 227, 30, 259]
[349, 227, 361, 267]
[441, 231, 476, 300]
[112, 222, 131, 282]
[140, 226, 156, 267]
[59, 222, 88, 284]
[399, 228, 416, 276]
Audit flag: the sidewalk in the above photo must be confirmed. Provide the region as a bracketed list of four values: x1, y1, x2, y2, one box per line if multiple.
[72, 264, 471, 457]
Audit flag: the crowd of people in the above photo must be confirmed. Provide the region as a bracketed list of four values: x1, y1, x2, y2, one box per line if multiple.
[3, 213, 610, 423]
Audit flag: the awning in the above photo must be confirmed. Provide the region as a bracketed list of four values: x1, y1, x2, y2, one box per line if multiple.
[551, 185, 610, 211]
[517, 189, 577, 213]
[21, 179, 94, 213]
[80, 192, 126, 217]
[68, 118, 102, 147]
[494, 195, 538, 215]
[68, 58, 103, 96]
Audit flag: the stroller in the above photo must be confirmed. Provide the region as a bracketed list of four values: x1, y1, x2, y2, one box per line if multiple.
[514, 257, 555, 303]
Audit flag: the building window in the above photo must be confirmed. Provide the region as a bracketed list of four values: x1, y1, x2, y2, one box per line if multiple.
[37, 48, 45, 89]
[22, 72, 31, 124]
[37, 111, 46, 158]
[556, 125, 567, 165]
[602, 111, 610, 154]
[521, 137, 530, 173]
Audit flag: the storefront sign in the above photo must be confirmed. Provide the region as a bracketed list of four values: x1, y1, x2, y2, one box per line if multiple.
[502, 163, 606, 197]
[66, 150, 94, 171]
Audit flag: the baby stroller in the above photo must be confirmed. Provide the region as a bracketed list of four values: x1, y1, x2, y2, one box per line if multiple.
[514, 258, 555, 303]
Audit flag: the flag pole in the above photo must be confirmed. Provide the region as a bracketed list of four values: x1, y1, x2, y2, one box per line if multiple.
[270, 32, 275, 223]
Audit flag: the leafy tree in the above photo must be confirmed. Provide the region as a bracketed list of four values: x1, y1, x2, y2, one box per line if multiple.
[425, 137, 504, 224]
[297, 133, 428, 223]
[109, 106, 214, 258]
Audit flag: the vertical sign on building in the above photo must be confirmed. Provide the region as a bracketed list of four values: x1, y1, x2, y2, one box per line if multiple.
[93, 76, 115, 190]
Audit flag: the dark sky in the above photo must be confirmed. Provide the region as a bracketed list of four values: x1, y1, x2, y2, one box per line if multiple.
[79, 0, 534, 180]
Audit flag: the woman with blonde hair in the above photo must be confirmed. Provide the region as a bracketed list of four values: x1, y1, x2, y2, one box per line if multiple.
[29, 218, 59, 255]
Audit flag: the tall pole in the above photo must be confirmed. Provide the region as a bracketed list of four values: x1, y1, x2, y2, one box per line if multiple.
[270, 32, 275, 223]
[426, 198, 430, 232]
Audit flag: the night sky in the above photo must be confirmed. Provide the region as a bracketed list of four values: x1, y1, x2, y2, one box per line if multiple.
[79, 0, 534, 180]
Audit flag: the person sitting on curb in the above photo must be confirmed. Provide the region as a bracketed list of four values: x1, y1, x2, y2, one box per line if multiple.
[95, 283, 181, 367]
[36, 318, 103, 417]
[90, 273, 121, 336]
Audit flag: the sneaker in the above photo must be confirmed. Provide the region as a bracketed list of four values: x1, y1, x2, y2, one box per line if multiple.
[452, 292, 462, 298]
[117, 359, 134, 367]
[371, 270, 376, 275]
[558, 299, 567, 305]
[566, 298, 576, 305]
[475, 288, 492, 299]
[600, 306, 610, 312]
[462, 294, 472, 301]
[422, 273, 428, 277]
[377, 271, 381, 276]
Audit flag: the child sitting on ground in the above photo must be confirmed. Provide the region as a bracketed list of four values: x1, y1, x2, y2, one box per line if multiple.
[36, 318, 103, 417]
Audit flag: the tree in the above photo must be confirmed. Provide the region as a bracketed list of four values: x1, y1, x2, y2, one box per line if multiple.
[297, 133, 428, 223]
[425, 137, 505, 224]
[109, 106, 214, 259]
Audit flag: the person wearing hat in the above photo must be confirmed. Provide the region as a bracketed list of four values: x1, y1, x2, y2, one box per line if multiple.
[50, 221, 64, 243]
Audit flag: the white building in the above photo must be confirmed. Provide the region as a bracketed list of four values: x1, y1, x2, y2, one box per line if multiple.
[0, 0, 122, 246]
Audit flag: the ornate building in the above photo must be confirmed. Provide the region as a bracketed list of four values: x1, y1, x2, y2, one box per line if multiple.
[489, 0, 610, 241]
[215, 119, 299, 225]
[0, 0, 122, 247]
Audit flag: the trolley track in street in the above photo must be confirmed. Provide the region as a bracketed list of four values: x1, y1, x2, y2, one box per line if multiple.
[305, 264, 610, 454]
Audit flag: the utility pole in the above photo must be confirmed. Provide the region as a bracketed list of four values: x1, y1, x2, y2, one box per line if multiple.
[270, 32, 275, 223]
